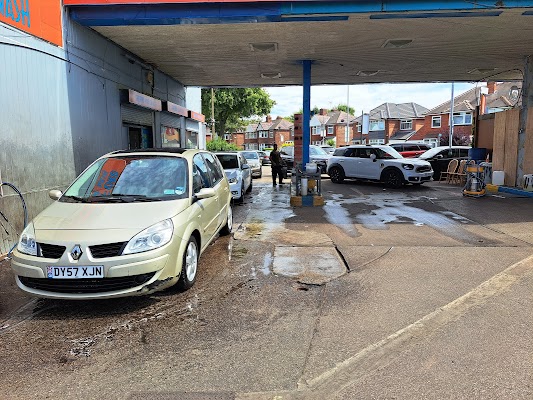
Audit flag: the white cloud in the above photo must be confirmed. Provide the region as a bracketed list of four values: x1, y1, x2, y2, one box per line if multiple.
[264, 82, 481, 118]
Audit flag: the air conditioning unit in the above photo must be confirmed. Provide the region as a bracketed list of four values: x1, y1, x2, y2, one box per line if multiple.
[523, 174, 533, 192]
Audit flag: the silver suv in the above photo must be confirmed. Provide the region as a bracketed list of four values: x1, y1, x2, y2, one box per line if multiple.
[327, 145, 433, 188]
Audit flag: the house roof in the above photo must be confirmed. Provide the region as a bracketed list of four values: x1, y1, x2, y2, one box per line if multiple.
[485, 82, 522, 110]
[256, 121, 274, 130]
[355, 102, 429, 122]
[269, 117, 293, 130]
[389, 130, 417, 141]
[425, 87, 481, 115]
[326, 110, 357, 125]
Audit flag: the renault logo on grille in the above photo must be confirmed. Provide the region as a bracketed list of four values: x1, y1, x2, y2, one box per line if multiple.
[71, 245, 83, 260]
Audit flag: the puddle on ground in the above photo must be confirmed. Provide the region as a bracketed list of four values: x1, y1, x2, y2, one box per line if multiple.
[324, 192, 485, 244]
[235, 185, 295, 240]
[261, 252, 272, 276]
[272, 246, 346, 285]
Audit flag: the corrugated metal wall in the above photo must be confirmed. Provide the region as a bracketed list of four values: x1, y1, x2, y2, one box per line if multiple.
[0, 16, 187, 255]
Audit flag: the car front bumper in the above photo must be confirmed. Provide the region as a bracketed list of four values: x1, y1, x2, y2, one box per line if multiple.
[10, 239, 184, 299]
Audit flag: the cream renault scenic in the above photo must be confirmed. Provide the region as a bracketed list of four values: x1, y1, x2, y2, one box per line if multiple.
[11, 148, 232, 299]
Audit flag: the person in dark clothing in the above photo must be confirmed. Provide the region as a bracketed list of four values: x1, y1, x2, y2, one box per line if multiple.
[269, 144, 284, 186]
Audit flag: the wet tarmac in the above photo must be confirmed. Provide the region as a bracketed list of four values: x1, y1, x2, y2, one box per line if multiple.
[1, 169, 532, 399]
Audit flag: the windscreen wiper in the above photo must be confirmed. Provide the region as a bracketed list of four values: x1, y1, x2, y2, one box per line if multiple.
[89, 194, 162, 203]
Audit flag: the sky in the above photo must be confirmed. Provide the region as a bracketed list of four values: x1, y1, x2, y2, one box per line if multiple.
[263, 82, 481, 119]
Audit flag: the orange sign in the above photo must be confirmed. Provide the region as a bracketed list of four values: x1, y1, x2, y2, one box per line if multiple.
[1, 0, 63, 47]
[92, 159, 127, 196]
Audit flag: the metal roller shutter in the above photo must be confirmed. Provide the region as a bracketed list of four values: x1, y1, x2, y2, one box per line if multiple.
[121, 105, 153, 126]
[161, 112, 181, 128]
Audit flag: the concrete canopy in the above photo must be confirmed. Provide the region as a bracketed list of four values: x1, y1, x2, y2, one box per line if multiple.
[66, 1, 533, 87]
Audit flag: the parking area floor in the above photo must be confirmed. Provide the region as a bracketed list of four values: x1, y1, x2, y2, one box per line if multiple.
[1, 167, 532, 399]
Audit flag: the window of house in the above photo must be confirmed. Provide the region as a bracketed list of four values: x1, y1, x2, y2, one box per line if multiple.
[259, 131, 269, 138]
[453, 112, 472, 125]
[311, 126, 317, 135]
[245, 133, 249, 139]
[431, 116, 441, 128]
[369, 120, 385, 131]
[327, 126, 334, 134]
[269, 130, 274, 138]
[400, 120, 412, 130]
[357, 125, 362, 133]
[369, 139, 385, 145]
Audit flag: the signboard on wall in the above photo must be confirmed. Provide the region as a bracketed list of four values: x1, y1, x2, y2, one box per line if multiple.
[1, 0, 63, 47]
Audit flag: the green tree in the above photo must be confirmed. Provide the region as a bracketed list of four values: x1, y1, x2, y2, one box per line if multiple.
[335, 104, 355, 115]
[202, 88, 275, 138]
[206, 137, 241, 152]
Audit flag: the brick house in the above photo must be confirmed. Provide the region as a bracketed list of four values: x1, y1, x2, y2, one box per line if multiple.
[354, 102, 428, 145]
[223, 130, 245, 148]
[243, 115, 293, 150]
[410, 88, 480, 146]
[325, 110, 357, 147]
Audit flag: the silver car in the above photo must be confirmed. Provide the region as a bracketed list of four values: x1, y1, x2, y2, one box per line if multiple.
[240, 151, 262, 178]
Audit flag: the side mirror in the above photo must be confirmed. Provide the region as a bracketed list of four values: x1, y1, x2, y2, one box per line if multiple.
[370, 154, 377, 162]
[436, 154, 444, 159]
[242, 164, 250, 170]
[49, 189, 63, 200]
[195, 187, 216, 200]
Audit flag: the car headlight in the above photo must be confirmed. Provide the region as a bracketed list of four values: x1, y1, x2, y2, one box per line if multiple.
[228, 177, 238, 183]
[402, 164, 414, 170]
[17, 223, 37, 256]
[123, 219, 174, 255]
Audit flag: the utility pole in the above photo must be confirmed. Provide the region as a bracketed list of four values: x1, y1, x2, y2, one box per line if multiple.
[449, 82, 455, 149]
[346, 86, 350, 144]
[211, 88, 216, 139]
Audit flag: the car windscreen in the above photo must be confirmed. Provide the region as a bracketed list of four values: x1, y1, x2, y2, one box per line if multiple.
[61, 156, 189, 202]
[310, 146, 328, 156]
[217, 154, 239, 170]
[241, 151, 258, 159]
[419, 147, 444, 159]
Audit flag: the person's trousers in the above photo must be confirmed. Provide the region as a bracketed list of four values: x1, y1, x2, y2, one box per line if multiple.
[271, 165, 283, 185]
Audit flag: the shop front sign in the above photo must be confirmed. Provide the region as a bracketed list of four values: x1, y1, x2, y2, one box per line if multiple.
[1, 0, 63, 47]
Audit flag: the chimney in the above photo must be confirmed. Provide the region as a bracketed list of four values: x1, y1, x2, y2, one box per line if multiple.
[319, 108, 328, 116]
[266, 115, 272, 123]
[487, 82, 497, 94]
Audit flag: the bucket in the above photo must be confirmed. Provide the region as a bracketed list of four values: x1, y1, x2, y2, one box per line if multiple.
[305, 163, 317, 173]
[492, 171, 504, 185]
[468, 148, 487, 162]
[301, 178, 308, 196]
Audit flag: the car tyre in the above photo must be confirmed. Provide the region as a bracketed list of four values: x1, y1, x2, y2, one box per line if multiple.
[246, 179, 253, 193]
[220, 204, 233, 236]
[177, 236, 198, 291]
[237, 183, 245, 204]
[329, 166, 345, 183]
[382, 168, 404, 189]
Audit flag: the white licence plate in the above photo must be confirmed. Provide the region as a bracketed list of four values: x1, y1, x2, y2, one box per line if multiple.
[47, 266, 104, 279]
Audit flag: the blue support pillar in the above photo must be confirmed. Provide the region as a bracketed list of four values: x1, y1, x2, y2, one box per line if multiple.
[302, 60, 312, 169]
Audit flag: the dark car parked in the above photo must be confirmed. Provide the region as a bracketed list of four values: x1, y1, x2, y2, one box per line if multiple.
[418, 146, 471, 178]
[280, 145, 331, 173]
[389, 142, 431, 158]
[257, 150, 271, 165]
